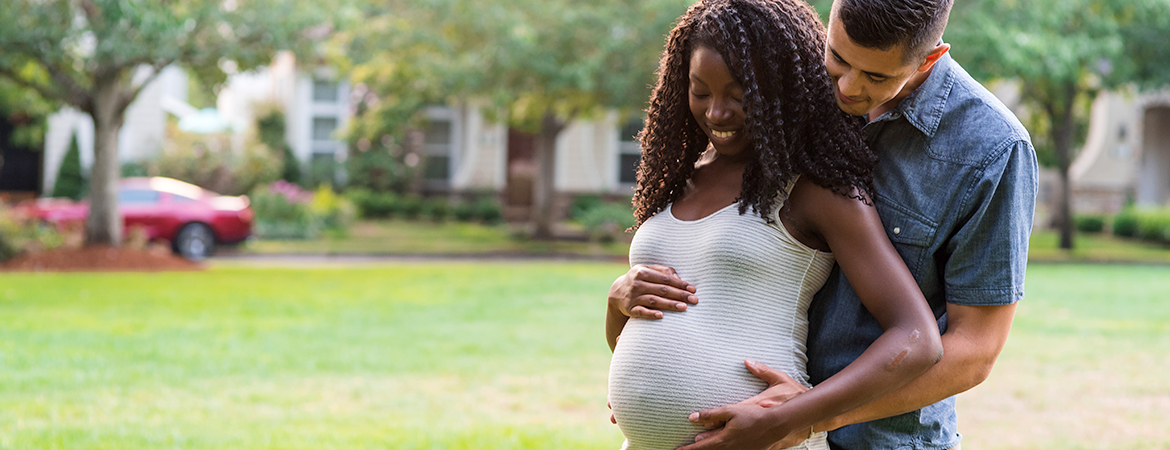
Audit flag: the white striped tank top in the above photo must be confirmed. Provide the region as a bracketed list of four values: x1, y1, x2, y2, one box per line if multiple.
[608, 191, 835, 450]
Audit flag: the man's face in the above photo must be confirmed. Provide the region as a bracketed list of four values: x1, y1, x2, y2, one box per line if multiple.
[824, 14, 922, 117]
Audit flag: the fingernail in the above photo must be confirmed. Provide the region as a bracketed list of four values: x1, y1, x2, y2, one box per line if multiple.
[677, 303, 686, 311]
[689, 412, 699, 421]
[695, 435, 705, 442]
[746, 358, 757, 367]
[689, 295, 698, 303]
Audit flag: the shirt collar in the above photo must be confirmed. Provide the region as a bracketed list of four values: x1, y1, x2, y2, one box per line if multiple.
[871, 52, 956, 138]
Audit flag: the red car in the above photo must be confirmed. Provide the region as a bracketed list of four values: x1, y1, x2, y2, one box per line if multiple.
[17, 177, 253, 260]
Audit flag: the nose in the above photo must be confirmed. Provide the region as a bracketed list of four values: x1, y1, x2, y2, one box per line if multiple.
[838, 70, 863, 98]
[706, 97, 734, 123]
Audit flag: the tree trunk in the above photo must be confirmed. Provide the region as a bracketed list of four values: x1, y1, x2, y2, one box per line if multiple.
[1050, 82, 1078, 250]
[85, 79, 125, 247]
[530, 111, 564, 240]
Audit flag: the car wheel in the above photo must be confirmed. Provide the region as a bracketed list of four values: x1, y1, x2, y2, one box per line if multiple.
[175, 223, 216, 261]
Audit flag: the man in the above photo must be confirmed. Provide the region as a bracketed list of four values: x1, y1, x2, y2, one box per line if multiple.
[606, 0, 1038, 449]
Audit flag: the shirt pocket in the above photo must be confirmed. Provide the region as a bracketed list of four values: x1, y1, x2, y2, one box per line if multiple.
[874, 196, 938, 275]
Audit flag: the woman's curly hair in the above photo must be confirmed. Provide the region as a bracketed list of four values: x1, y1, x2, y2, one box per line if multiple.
[633, 0, 876, 227]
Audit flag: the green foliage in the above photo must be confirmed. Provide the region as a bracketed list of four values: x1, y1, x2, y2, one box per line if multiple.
[472, 196, 502, 225]
[577, 201, 635, 243]
[120, 161, 149, 178]
[421, 197, 450, 222]
[346, 145, 413, 193]
[0, 205, 64, 260]
[335, 0, 691, 147]
[0, 0, 330, 245]
[398, 194, 424, 220]
[0, 69, 51, 150]
[307, 156, 339, 190]
[1112, 208, 1170, 245]
[153, 129, 282, 196]
[255, 106, 302, 186]
[346, 188, 400, 218]
[50, 133, 86, 200]
[1074, 215, 1107, 233]
[309, 185, 356, 237]
[249, 181, 319, 240]
[568, 194, 603, 222]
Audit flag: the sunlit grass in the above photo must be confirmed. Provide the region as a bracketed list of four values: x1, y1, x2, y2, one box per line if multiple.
[1, 263, 1167, 449]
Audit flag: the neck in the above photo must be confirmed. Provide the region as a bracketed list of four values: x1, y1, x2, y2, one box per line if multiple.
[867, 62, 937, 122]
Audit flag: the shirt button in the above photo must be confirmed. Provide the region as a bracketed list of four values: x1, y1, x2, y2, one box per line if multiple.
[893, 227, 901, 235]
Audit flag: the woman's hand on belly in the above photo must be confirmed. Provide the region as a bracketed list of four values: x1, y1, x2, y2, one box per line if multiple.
[609, 264, 698, 319]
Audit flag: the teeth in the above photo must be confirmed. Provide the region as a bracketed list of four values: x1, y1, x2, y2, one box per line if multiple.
[712, 130, 736, 139]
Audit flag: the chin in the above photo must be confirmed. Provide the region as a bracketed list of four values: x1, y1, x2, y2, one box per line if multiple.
[837, 100, 870, 117]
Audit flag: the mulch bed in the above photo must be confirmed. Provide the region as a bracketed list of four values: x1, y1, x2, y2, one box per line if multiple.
[0, 245, 203, 272]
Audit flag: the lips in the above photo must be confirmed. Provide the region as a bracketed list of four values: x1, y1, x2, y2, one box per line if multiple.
[836, 89, 862, 105]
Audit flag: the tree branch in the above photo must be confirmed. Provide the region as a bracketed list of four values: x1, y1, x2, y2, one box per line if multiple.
[0, 65, 71, 107]
[119, 59, 174, 114]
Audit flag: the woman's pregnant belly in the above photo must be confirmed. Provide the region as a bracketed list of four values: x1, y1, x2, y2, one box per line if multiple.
[608, 310, 799, 450]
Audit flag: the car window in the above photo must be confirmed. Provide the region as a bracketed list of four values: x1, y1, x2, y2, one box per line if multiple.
[118, 189, 161, 204]
[171, 194, 198, 204]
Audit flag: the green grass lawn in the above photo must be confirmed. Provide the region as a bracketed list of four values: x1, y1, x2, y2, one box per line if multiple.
[1, 263, 1167, 449]
[240, 220, 1170, 266]
[241, 220, 631, 258]
[1027, 229, 1170, 263]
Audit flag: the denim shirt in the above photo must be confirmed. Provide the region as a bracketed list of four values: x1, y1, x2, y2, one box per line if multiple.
[805, 54, 1038, 450]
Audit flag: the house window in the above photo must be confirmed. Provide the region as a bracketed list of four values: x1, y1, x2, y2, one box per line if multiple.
[312, 79, 339, 103]
[423, 119, 453, 182]
[312, 117, 338, 142]
[618, 119, 643, 185]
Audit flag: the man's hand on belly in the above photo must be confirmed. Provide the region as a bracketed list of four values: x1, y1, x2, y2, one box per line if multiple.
[610, 264, 698, 319]
[681, 360, 810, 450]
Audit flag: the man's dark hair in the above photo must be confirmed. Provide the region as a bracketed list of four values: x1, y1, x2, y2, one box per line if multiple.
[633, 0, 875, 227]
[834, 0, 953, 64]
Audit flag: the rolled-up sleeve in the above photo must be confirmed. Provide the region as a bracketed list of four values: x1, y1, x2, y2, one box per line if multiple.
[944, 138, 1038, 306]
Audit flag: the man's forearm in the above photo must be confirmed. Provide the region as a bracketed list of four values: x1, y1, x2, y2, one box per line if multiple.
[816, 303, 1016, 432]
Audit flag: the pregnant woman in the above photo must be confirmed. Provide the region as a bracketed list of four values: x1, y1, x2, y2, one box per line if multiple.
[606, 1, 943, 449]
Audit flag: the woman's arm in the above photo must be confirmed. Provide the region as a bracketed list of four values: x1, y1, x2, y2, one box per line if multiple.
[681, 181, 943, 449]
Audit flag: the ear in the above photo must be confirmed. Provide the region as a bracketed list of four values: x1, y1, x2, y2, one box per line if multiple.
[916, 43, 951, 73]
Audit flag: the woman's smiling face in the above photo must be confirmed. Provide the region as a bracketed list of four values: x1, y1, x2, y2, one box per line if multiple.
[688, 46, 749, 158]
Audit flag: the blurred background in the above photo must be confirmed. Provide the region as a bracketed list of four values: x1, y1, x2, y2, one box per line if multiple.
[0, 0, 1168, 449]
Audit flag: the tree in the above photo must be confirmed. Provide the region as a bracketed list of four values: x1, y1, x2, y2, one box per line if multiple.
[0, 0, 326, 246]
[948, 0, 1170, 249]
[336, 0, 691, 238]
[51, 133, 87, 200]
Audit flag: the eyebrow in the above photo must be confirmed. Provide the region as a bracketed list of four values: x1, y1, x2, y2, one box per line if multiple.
[830, 47, 895, 79]
[689, 74, 708, 87]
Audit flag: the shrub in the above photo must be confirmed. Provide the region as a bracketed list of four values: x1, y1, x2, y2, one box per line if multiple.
[472, 197, 502, 224]
[568, 194, 603, 221]
[1113, 209, 1139, 238]
[0, 205, 64, 260]
[346, 147, 412, 194]
[399, 194, 423, 220]
[309, 185, 356, 237]
[578, 202, 636, 243]
[1113, 208, 1170, 245]
[50, 133, 86, 200]
[422, 198, 450, 222]
[250, 181, 319, 239]
[347, 188, 400, 219]
[154, 127, 281, 195]
[1136, 211, 1170, 245]
[1074, 215, 1107, 233]
[452, 201, 476, 222]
